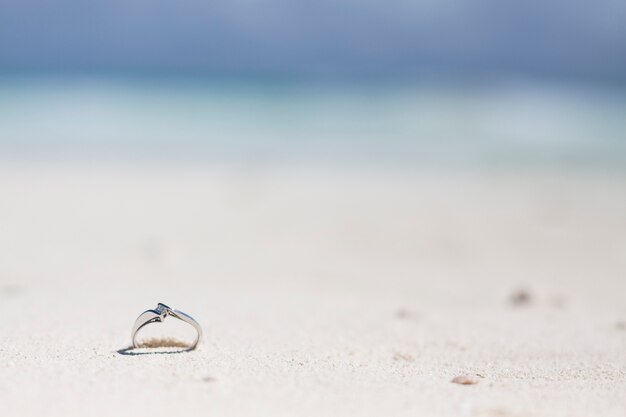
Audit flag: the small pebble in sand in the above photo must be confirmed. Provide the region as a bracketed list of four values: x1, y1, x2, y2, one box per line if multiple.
[393, 352, 415, 362]
[395, 308, 412, 320]
[0, 285, 22, 297]
[202, 376, 217, 383]
[509, 289, 533, 306]
[451, 375, 482, 385]
[615, 321, 626, 330]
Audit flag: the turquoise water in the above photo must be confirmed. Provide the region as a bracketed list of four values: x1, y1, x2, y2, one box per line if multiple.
[1, 77, 625, 170]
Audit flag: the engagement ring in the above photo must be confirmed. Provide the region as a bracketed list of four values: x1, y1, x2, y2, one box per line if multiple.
[131, 303, 202, 350]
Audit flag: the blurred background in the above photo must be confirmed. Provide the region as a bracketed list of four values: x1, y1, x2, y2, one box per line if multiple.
[1, 0, 625, 167]
[1, 1, 626, 308]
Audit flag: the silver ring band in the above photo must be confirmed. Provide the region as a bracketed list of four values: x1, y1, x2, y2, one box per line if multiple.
[131, 303, 202, 350]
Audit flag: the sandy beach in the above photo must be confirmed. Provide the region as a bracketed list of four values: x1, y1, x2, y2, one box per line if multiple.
[1, 161, 625, 416]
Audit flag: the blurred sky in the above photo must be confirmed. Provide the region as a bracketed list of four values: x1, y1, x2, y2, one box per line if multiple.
[1, 0, 625, 83]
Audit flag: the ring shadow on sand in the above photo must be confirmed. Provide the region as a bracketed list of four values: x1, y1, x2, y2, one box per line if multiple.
[116, 337, 195, 356]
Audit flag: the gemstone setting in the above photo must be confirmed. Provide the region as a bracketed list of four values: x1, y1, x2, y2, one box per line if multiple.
[154, 303, 171, 319]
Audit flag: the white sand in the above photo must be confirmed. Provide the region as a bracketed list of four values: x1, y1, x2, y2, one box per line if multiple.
[1, 162, 625, 416]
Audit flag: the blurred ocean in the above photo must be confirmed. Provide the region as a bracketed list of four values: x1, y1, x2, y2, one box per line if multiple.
[1, 76, 625, 171]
